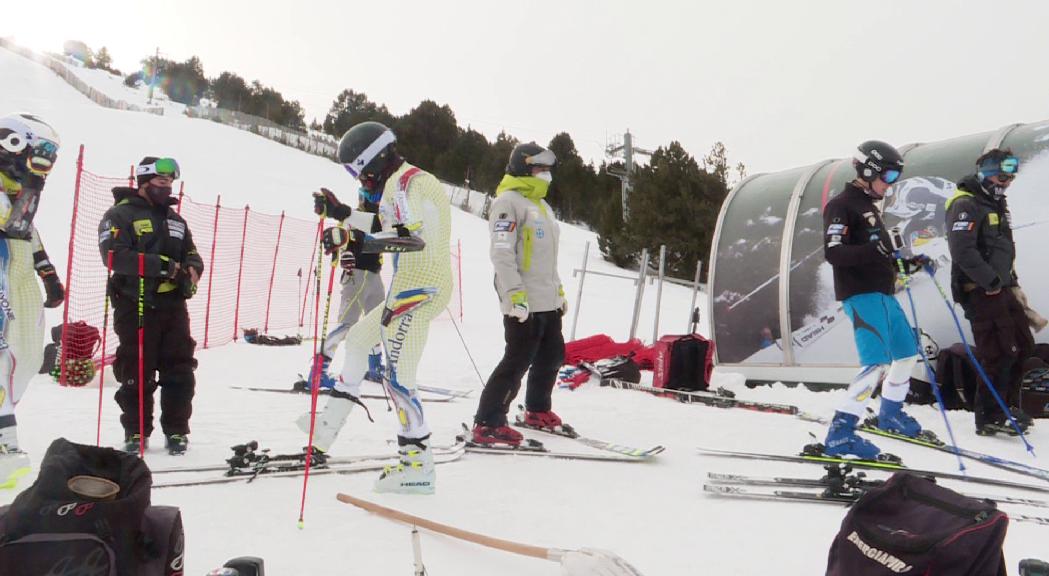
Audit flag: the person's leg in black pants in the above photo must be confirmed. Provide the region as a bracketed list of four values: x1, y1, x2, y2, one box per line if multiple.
[112, 298, 160, 438]
[524, 311, 565, 413]
[474, 315, 541, 427]
[157, 302, 197, 436]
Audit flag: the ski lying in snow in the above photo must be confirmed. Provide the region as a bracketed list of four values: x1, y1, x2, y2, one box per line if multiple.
[153, 438, 465, 486]
[696, 446, 1049, 493]
[859, 417, 1049, 484]
[701, 484, 1049, 526]
[151, 440, 466, 475]
[603, 378, 826, 423]
[706, 470, 1049, 509]
[153, 447, 465, 489]
[458, 424, 650, 463]
[511, 405, 665, 459]
[416, 384, 473, 398]
[230, 385, 454, 402]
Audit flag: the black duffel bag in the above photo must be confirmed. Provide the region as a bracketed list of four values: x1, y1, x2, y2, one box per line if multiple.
[826, 472, 1008, 576]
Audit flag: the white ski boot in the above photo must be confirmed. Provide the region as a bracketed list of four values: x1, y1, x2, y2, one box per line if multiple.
[297, 390, 356, 452]
[0, 425, 30, 490]
[374, 434, 435, 495]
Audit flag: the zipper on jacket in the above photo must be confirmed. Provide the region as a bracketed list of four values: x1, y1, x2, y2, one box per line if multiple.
[522, 227, 533, 272]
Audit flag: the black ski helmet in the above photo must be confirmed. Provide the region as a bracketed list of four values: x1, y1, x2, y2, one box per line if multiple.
[338, 121, 398, 181]
[853, 140, 904, 182]
[505, 142, 556, 177]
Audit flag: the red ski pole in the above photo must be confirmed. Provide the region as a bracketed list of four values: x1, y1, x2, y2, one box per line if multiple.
[137, 252, 145, 457]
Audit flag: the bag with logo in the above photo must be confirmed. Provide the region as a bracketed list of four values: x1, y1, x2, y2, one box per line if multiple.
[0, 438, 184, 576]
[825, 472, 1007, 576]
[652, 333, 714, 392]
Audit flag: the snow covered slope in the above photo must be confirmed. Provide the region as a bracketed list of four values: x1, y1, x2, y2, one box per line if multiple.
[2, 45, 1048, 576]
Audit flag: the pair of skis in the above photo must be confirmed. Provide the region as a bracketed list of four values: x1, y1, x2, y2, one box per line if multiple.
[458, 416, 665, 463]
[602, 378, 826, 423]
[703, 469, 1049, 526]
[231, 382, 471, 402]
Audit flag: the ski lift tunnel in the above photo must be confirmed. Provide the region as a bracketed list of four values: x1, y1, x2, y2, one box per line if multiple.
[707, 119, 1049, 386]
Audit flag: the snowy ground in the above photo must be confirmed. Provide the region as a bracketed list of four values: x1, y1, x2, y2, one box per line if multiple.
[2, 44, 1048, 575]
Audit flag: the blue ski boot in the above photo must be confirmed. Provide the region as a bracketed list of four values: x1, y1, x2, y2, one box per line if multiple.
[877, 398, 922, 438]
[364, 348, 385, 383]
[823, 411, 881, 459]
[306, 354, 337, 390]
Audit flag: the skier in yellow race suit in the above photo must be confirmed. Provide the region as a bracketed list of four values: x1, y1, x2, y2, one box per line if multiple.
[302, 121, 451, 494]
[0, 113, 64, 489]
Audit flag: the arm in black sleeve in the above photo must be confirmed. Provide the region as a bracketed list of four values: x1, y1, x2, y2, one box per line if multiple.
[181, 223, 204, 275]
[946, 200, 1000, 290]
[823, 201, 882, 267]
[98, 211, 173, 277]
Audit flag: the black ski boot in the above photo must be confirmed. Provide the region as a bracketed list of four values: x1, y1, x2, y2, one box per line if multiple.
[165, 434, 189, 455]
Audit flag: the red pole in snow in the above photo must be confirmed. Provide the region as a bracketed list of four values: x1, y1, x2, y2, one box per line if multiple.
[233, 205, 250, 341]
[59, 145, 86, 386]
[96, 250, 114, 446]
[264, 211, 286, 333]
[176, 181, 185, 214]
[300, 222, 320, 328]
[203, 195, 221, 349]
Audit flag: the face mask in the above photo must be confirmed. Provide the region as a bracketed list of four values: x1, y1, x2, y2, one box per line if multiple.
[534, 171, 553, 183]
[145, 184, 173, 204]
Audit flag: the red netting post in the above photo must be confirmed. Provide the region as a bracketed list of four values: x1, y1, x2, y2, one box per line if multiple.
[128, 164, 135, 187]
[96, 250, 114, 446]
[233, 205, 250, 341]
[59, 145, 86, 386]
[264, 211, 286, 333]
[299, 222, 320, 328]
[176, 181, 185, 214]
[202, 195, 222, 349]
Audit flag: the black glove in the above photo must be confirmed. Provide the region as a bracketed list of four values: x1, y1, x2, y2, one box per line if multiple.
[871, 240, 893, 260]
[41, 273, 64, 308]
[322, 226, 351, 255]
[313, 188, 352, 221]
[903, 254, 935, 275]
[339, 250, 356, 273]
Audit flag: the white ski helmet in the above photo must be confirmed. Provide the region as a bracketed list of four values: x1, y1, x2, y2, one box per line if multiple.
[0, 113, 61, 178]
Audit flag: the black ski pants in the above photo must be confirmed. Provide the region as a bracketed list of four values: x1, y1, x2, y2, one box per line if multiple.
[475, 310, 565, 427]
[111, 292, 197, 438]
[963, 289, 1034, 428]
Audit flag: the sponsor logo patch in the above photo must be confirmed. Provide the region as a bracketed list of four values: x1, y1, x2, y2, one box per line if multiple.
[952, 221, 974, 232]
[494, 219, 516, 232]
[827, 223, 846, 234]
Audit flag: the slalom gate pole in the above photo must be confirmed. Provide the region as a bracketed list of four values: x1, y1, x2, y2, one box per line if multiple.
[923, 266, 1035, 454]
[96, 250, 114, 446]
[298, 219, 338, 527]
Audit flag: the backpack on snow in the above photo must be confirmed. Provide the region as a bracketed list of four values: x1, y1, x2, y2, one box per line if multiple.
[590, 355, 642, 384]
[652, 333, 714, 392]
[825, 472, 1007, 576]
[0, 438, 184, 576]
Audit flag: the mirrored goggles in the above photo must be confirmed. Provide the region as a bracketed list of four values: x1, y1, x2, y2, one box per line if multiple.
[27, 139, 59, 175]
[1000, 156, 1019, 174]
[880, 169, 901, 185]
[136, 157, 181, 180]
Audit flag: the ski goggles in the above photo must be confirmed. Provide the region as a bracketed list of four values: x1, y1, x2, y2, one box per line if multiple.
[525, 148, 556, 169]
[880, 169, 901, 185]
[979, 155, 1020, 181]
[27, 139, 59, 175]
[136, 157, 181, 180]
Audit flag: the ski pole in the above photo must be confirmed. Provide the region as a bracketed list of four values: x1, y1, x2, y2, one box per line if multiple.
[888, 248, 965, 473]
[137, 252, 145, 458]
[445, 307, 485, 388]
[298, 218, 339, 527]
[96, 250, 114, 447]
[923, 265, 1035, 454]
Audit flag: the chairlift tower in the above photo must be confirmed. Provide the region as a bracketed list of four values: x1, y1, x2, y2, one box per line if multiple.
[606, 130, 653, 220]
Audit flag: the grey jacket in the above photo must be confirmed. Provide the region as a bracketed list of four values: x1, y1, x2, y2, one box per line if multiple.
[945, 175, 1017, 303]
[489, 188, 562, 315]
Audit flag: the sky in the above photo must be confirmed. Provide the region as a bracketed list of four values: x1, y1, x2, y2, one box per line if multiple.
[4, 0, 1049, 176]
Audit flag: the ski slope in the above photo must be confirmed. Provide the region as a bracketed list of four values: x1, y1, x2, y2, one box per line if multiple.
[2, 45, 1048, 575]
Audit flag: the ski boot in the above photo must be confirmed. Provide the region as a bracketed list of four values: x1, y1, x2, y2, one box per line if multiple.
[522, 410, 563, 429]
[471, 423, 523, 447]
[297, 354, 337, 391]
[364, 347, 385, 383]
[823, 411, 881, 459]
[877, 399, 922, 438]
[123, 433, 148, 453]
[165, 434, 189, 455]
[374, 435, 435, 495]
[296, 389, 357, 452]
[0, 424, 30, 490]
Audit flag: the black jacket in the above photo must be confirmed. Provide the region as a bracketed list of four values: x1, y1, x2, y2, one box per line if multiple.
[822, 182, 897, 301]
[98, 187, 204, 306]
[945, 175, 1017, 303]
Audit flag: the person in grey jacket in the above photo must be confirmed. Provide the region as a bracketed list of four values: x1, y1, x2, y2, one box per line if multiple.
[945, 148, 1035, 435]
[472, 143, 568, 446]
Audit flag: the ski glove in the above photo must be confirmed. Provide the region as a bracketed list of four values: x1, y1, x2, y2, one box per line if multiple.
[870, 240, 893, 261]
[41, 273, 65, 308]
[339, 250, 356, 273]
[902, 254, 935, 275]
[313, 188, 352, 221]
[508, 291, 529, 323]
[322, 226, 351, 255]
[558, 285, 568, 317]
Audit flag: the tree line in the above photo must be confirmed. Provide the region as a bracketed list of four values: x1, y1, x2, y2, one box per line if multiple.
[65, 41, 744, 280]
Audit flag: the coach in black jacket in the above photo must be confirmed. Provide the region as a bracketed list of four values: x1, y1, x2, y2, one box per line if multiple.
[97, 157, 203, 454]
